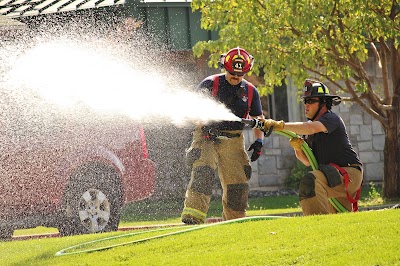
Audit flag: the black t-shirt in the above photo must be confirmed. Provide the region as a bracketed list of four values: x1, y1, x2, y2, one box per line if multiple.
[198, 74, 262, 130]
[305, 111, 362, 166]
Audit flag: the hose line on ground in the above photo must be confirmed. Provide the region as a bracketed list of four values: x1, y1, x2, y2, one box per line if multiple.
[55, 216, 288, 256]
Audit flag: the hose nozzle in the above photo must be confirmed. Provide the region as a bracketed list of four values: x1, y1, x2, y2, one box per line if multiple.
[241, 118, 273, 137]
[241, 118, 264, 130]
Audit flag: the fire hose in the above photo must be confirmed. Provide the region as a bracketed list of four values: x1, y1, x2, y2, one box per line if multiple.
[55, 216, 287, 256]
[241, 118, 348, 213]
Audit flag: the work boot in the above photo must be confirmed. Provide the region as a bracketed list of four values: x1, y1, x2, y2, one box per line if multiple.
[181, 214, 202, 225]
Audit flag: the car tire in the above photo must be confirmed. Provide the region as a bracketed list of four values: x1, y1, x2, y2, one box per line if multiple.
[58, 163, 122, 236]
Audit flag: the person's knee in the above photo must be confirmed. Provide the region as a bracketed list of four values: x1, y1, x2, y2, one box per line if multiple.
[186, 148, 201, 168]
[189, 165, 215, 196]
[226, 183, 249, 211]
[299, 173, 316, 201]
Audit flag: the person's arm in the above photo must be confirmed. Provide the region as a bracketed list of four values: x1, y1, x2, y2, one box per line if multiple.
[294, 149, 311, 166]
[289, 137, 311, 166]
[247, 115, 265, 162]
[250, 115, 265, 141]
[281, 121, 327, 135]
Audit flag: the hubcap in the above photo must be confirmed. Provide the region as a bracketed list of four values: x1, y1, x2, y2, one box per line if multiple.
[78, 189, 111, 232]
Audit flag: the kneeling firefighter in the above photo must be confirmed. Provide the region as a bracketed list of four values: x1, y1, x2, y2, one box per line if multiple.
[181, 47, 265, 224]
[255, 79, 363, 215]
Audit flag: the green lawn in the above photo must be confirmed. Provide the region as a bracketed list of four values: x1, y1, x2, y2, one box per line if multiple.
[118, 183, 388, 226]
[5, 184, 397, 266]
[14, 183, 389, 235]
[2, 209, 399, 265]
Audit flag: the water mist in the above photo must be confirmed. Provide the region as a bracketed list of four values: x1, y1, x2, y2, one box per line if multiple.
[4, 37, 239, 128]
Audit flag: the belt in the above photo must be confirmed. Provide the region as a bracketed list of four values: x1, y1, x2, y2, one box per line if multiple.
[216, 131, 241, 139]
[202, 127, 242, 140]
[347, 164, 362, 172]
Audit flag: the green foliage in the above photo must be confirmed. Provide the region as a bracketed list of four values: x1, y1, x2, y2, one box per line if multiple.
[361, 181, 384, 205]
[368, 181, 381, 199]
[190, 0, 399, 95]
[285, 161, 311, 190]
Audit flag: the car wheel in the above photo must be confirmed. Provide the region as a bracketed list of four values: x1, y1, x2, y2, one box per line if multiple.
[58, 163, 122, 236]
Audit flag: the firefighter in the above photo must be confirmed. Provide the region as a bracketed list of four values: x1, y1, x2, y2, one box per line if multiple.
[181, 47, 265, 224]
[257, 79, 363, 215]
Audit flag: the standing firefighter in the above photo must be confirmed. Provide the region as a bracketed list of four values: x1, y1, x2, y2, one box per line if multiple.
[257, 79, 363, 215]
[181, 47, 265, 224]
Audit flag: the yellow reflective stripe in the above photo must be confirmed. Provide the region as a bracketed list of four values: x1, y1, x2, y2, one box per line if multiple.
[328, 198, 348, 213]
[181, 207, 206, 222]
[317, 86, 329, 94]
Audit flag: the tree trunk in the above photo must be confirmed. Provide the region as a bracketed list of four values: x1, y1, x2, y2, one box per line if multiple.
[383, 95, 400, 199]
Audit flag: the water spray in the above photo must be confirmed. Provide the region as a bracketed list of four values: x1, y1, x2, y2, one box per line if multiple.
[4, 38, 239, 129]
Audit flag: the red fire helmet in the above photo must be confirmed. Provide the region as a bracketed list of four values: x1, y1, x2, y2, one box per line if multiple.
[220, 47, 254, 76]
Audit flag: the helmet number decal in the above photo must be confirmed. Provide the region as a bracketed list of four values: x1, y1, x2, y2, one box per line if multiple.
[233, 60, 244, 70]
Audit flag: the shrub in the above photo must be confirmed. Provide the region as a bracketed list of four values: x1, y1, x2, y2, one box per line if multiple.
[285, 161, 311, 190]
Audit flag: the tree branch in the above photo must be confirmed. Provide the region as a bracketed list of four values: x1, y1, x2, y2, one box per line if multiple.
[378, 37, 392, 103]
[256, 0, 266, 10]
[344, 79, 388, 127]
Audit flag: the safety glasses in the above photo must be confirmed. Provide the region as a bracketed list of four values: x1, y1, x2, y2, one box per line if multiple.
[303, 98, 320, 105]
[228, 71, 244, 77]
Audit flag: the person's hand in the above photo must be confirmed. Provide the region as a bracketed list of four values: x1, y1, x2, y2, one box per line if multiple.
[290, 137, 304, 151]
[248, 140, 263, 162]
[258, 119, 285, 132]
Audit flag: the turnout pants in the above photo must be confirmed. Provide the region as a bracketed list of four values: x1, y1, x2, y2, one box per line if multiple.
[300, 166, 363, 215]
[181, 128, 252, 223]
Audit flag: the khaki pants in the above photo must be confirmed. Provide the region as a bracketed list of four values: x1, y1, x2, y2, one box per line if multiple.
[300, 167, 363, 215]
[181, 127, 251, 223]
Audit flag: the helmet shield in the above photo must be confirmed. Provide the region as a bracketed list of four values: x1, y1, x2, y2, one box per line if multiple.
[302, 79, 342, 106]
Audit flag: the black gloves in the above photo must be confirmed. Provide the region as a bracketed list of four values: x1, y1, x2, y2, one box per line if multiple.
[248, 140, 263, 162]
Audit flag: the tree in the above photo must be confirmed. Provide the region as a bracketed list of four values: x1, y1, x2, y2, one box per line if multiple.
[191, 0, 400, 199]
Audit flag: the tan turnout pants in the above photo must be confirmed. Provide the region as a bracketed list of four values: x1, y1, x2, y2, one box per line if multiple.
[181, 127, 251, 223]
[300, 166, 363, 215]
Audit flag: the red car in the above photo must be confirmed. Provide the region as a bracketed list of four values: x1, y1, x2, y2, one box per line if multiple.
[0, 94, 155, 239]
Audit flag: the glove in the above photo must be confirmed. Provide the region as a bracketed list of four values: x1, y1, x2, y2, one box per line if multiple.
[248, 140, 263, 162]
[290, 137, 304, 151]
[258, 119, 285, 132]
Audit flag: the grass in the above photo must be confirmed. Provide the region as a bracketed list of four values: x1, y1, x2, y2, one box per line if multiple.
[119, 183, 390, 226]
[13, 183, 390, 235]
[2, 209, 400, 265]
[119, 193, 301, 226]
[3, 184, 399, 265]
